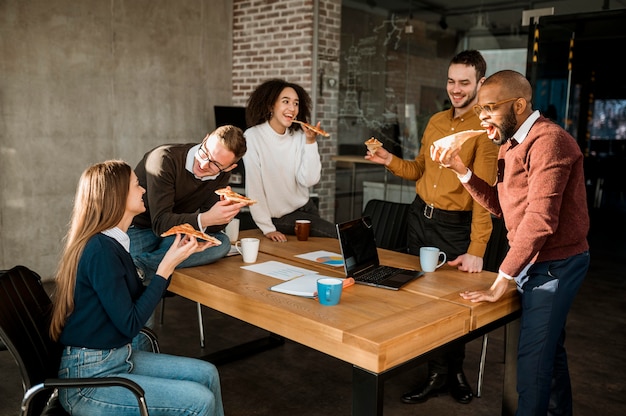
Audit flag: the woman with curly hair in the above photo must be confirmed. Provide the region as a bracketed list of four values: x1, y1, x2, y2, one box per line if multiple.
[243, 78, 336, 242]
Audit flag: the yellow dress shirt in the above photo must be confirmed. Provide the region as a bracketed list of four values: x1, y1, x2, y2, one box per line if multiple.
[386, 107, 499, 257]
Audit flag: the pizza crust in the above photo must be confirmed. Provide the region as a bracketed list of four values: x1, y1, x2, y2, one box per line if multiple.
[215, 188, 257, 205]
[291, 120, 330, 137]
[160, 223, 222, 245]
[364, 137, 383, 155]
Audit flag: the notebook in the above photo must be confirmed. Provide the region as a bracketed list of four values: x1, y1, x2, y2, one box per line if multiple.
[335, 216, 423, 290]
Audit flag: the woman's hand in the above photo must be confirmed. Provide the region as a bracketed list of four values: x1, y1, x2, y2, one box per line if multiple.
[156, 234, 212, 279]
[265, 231, 287, 243]
[304, 122, 322, 143]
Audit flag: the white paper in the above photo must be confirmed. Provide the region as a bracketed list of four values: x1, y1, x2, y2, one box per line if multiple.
[225, 244, 239, 257]
[294, 250, 344, 267]
[241, 260, 319, 281]
[269, 274, 321, 298]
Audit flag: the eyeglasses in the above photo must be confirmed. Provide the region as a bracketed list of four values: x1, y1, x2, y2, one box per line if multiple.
[473, 97, 520, 117]
[196, 146, 232, 174]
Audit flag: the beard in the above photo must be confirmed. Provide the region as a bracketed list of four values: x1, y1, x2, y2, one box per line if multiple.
[452, 88, 478, 110]
[492, 106, 518, 145]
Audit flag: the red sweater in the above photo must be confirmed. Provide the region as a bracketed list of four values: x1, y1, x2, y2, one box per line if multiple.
[465, 116, 589, 277]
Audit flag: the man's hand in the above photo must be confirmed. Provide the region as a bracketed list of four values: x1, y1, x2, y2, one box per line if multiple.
[200, 199, 245, 228]
[364, 146, 393, 166]
[459, 274, 510, 303]
[430, 144, 467, 176]
[448, 253, 484, 273]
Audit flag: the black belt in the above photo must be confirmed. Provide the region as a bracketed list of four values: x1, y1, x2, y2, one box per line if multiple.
[413, 195, 472, 224]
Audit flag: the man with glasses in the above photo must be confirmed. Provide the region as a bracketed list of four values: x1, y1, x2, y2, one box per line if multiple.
[128, 124, 247, 285]
[434, 70, 589, 415]
[366, 50, 499, 406]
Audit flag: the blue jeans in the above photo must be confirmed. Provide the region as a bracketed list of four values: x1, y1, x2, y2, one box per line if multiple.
[515, 251, 589, 416]
[58, 345, 224, 416]
[128, 226, 231, 284]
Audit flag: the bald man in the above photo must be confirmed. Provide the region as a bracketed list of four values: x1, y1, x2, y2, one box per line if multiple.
[434, 69, 590, 415]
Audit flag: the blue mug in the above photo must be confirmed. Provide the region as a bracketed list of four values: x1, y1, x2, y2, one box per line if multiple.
[317, 277, 343, 306]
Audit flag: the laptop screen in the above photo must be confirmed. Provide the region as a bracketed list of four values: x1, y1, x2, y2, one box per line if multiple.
[336, 216, 380, 277]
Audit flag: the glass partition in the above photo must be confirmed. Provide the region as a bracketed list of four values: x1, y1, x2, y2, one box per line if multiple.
[335, 1, 527, 222]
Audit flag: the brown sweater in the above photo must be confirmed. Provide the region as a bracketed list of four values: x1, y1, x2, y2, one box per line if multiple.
[464, 116, 589, 277]
[132, 143, 231, 234]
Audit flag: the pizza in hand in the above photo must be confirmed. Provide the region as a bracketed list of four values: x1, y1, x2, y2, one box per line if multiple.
[432, 130, 486, 151]
[291, 120, 330, 137]
[431, 129, 486, 163]
[364, 137, 383, 155]
[160, 223, 222, 245]
[215, 188, 257, 205]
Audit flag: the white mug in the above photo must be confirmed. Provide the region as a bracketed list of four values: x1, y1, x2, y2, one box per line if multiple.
[224, 218, 240, 243]
[419, 247, 447, 272]
[235, 237, 260, 263]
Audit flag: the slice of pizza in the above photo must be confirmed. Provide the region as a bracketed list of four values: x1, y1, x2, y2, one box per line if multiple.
[215, 188, 257, 205]
[432, 129, 486, 151]
[291, 120, 330, 137]
[160, 223, 222, 245]
[364, 137, 383, 155]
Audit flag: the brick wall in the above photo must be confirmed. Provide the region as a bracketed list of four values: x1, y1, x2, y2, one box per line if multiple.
[232, 0, 342, 221]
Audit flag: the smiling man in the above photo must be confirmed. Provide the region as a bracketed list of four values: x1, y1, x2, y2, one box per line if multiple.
[366, 50, 499, 407]
[433, 70, 590, 415]
[128, 124, 247, 284]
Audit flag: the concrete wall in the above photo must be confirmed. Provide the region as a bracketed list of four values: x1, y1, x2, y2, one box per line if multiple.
[0, 0, 234, 279]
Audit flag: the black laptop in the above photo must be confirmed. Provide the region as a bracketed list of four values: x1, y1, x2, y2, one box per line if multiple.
[336, 216, 423, 290]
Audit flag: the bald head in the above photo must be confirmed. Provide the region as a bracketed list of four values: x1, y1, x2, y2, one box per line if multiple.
[483, 70, 533, 103]
[476, 70, 535, 145]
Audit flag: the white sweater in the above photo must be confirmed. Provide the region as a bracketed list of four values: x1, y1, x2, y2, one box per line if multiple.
[243, 122, 322, 234]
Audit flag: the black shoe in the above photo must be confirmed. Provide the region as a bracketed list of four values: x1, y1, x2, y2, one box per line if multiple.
[448, 371, 473, 404]
[401, 372, 448, 404]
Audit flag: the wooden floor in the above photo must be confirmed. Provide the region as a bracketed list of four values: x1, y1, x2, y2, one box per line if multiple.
[1, 203, 625, 416]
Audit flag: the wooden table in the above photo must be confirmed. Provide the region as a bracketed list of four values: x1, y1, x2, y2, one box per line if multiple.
[169, 230, 521, 416]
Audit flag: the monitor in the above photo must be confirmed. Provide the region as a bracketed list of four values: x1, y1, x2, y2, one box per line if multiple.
[214, 106, 247, 131]
[589, 99, 626, 140]
[214, 106, 247, 187]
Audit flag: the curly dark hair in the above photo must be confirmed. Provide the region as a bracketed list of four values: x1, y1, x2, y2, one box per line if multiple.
[245, 78, 312, 134]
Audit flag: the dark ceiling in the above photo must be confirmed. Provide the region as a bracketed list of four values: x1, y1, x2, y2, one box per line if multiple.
[344, 0, 626, 34]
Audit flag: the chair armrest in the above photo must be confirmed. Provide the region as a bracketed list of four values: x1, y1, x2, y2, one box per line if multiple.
[21, 377, 149, 416]
[139, 327, 160, 353]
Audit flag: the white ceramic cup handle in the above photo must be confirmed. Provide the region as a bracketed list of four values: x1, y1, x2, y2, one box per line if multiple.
[436, 252, 447, 269]
[235, 241, 243, 255]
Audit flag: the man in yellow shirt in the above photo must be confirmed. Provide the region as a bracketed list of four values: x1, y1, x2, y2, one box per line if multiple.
[366, 50, 498, 405]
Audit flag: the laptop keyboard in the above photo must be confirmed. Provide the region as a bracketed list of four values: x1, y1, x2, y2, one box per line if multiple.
[356, 265, 398, 284]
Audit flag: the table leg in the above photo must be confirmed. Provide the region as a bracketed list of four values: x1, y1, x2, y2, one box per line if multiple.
[352, 366, 384, 416]
[199, 333, 285, 366]
[502, 318, 520, 416]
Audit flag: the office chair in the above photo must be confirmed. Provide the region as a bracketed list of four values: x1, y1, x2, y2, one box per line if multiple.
[0, 265, 157, 416]
[476, 215, 510, 397]
[160, 292, 206, 347]
[362, 199, 411, 252]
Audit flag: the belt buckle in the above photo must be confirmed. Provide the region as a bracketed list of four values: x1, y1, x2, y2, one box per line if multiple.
[423, 204, 434, 219]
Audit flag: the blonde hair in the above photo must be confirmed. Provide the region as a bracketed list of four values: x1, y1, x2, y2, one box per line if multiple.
[50, 160, 131, 341]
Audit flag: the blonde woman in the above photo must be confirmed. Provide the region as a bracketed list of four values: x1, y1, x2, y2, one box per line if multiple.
[50, 160, 224, 416]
